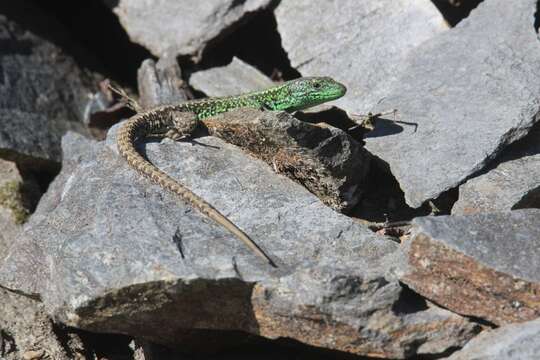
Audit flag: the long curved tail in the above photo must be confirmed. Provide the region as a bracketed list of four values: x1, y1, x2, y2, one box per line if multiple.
[117, 112, 275, 266]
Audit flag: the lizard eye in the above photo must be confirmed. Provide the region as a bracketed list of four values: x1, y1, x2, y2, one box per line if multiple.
[313, 82, 321, 89]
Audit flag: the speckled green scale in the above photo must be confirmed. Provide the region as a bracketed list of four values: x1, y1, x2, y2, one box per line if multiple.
[168, 76, 347, 120]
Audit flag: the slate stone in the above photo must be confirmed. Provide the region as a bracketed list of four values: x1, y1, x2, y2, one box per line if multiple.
[365, 0, 540, 207]
[190, 57, 274, 98]
[0, 2, 97, 167]
[402, 209, 540, 325]
[275, 0, 446, 115]
[0, 287, 87, 360]
[453, 125, 540, 214]
[0, 129, 478, 358]
[448, 318, 540, 360]
[112, 0, 273, 59]
[137, 56, 189, 109]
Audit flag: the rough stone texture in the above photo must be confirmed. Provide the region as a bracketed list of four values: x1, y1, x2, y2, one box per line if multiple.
[253, 264, 479, 358]
[0, 287, 87, 360]
[112, 0, 273, 59]
[0, 159, 40, 260]
[204, 109, 369, 211]
[138, 56, 190, 110]
[190, 57, 274, 98]
[447, 318, 540, 360]
[0, 2, 96, 167]
[402, 209, 540, 325]
[453, 125, 540, 214]
[0, 130, 479, 358]
[275, 0, 446, 115]
[365, 0, 540, 208]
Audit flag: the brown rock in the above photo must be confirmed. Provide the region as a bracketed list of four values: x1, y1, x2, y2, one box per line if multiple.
[402, 210, 540, 325]
[204, 109, 370, 212]
[252, 263, 480, 358]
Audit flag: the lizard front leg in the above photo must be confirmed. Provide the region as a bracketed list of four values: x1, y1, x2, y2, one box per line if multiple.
[165, 110, 200, 141]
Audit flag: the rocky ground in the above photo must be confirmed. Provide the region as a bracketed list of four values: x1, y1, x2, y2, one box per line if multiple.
[0, 0, 539, 359]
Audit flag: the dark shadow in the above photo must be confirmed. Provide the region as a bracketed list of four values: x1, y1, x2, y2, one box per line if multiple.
[23, 0, 153, 86]
[454, 119, 540, 183]
[431, 0, 484, 27]
[135, 334, 383, 360]
[68, 326, 134, 360]
[295, 107, 357, 129]
[351, 158, 431, 223]
[172, 229, 185, 259]
[392, 283, 429, 315]
[173, 335, 380, 360]
[535, 0, 540, 32]
[363, 117, 407, 138]
[188, 7, 301, 81]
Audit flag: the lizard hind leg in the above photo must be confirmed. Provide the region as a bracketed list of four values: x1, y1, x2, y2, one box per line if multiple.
[166, 110, 200, 141]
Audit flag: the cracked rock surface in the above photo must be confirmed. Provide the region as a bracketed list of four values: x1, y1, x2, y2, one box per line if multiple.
[0, 128, 478, 358]
[402, 209, 540, 325]
[365, 0, 540, 208]
[452, 125, 540, 215]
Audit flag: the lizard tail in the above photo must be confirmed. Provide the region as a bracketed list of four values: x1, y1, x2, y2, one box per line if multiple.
[117, 113, 276, 267]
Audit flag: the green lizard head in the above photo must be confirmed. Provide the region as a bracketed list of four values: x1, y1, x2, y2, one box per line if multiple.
[264, 77, 347, 112]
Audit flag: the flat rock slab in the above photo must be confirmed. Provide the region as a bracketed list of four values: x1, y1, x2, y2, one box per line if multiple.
[190, 57, 274, 98]
[447, 318, 540, 360]
[137, 57, 189, 109]
[453, 125, 540, 214]
[275, 0, 446, 114]
[0, 126, 478, 358]
[365, 0, 540, 207]
[112, 0, 272, 59]
[0, 2, 96, 167]
[402, 209, 540, 325]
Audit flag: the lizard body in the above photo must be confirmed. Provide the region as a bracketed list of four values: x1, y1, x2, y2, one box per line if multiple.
[117, 77, 346, 266]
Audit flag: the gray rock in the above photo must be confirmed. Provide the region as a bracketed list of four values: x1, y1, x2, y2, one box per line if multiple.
[204, 108, 369, 211]
[0, 2, 97, 167]
[275, 0, 446, 114]
[253, 261, 479, 358]
[448, 318, 540, 360]
[138, 56, 190, 109]
[453, 126, 540, 214]
[0, 129, 478, 358]
[0, 287, 87, 360]
[190, 57, 274, 97]
[112, 0, 273, 59]
[402, 209, 540, 325]
[365, 0, 540, 207]
[0, 162, 23, 261]
[0, 159, 40, 260]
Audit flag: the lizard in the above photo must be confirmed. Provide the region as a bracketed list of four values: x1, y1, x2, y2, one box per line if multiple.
[116, 77, 347, 266]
